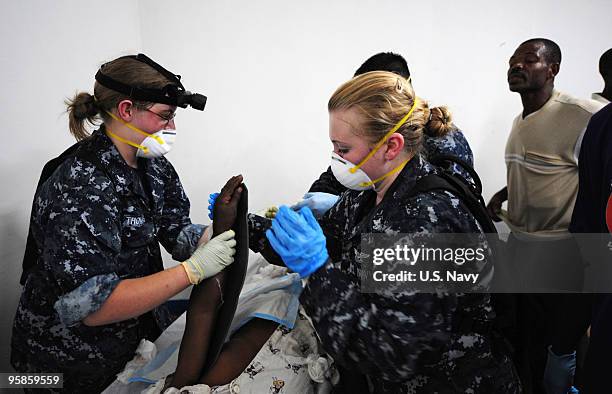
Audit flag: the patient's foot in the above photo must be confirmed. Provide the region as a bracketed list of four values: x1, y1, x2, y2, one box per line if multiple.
[212, 175, 243, 236]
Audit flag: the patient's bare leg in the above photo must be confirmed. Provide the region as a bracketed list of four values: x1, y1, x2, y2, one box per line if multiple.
[169, 175, 243, 388]
[167, 275, 278, 389]
[167, 175, 277, 389]
[199, 318, 279, 386]
[168, 271, 226, 389]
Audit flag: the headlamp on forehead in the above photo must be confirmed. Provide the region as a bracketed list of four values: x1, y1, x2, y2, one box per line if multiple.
[95, 53, 207, 111]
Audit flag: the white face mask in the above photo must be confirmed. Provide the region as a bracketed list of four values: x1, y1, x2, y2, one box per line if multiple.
[136, 129, 176, 158]
[330, 152, 375, 191]
[329, 96, 421, 191]
[105, 110, 177, 159]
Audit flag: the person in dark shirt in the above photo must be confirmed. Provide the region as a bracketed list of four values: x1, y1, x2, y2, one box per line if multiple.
[568, 103, 612, 394]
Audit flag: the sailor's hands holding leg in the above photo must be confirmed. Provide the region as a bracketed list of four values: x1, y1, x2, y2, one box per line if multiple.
[181, 229, 236, 285]
[265, 206, 329, 277]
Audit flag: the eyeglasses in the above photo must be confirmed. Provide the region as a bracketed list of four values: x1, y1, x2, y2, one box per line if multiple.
[146, 108, 176, 125]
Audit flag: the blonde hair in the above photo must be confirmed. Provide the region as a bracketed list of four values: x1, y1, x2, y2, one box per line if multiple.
[328, 71, 454, 153]
[65, 56, 176, 141]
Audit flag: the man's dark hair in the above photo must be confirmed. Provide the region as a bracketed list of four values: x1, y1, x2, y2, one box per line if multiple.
[599, 48, 612, 78]
[354, 52, 410, 79]
[520, 38, 562, 65]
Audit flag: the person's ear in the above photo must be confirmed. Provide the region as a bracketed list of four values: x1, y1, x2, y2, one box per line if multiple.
[116, 100, 135, 122]
[384, 133, 405, 160]
[549, 63, 560, 79]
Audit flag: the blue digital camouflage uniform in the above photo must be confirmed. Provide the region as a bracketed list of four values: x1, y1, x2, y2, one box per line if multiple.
[249, 154, 521, 393]
[11, 128, 204, 393]
[422, 126, 474, 182]
[308, 127, 474, 195]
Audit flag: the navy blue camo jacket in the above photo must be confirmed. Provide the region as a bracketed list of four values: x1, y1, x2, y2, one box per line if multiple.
[11, 128, 204, 392]
[249, 154, 520, 393]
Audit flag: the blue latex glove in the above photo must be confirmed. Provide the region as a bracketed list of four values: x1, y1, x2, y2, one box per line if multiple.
[291, 192, 339, 218]
[543, 345, 577, 394]
[265, 205, 329, 277]
[208, 192, 219, 220]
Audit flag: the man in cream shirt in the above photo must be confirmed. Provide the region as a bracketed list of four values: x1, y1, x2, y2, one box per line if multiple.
[592, 48, 611, 105]
[487, 38, 605, 394]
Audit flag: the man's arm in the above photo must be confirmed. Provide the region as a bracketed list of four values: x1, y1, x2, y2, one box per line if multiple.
[487, 186, 508, 222]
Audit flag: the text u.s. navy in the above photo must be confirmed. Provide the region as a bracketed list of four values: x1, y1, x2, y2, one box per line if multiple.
[373, 270, 480, 284]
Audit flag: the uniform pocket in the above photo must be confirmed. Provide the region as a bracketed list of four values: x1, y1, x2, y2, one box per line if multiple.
[522, 151, 564, 210]
[522, 150, 577, 231]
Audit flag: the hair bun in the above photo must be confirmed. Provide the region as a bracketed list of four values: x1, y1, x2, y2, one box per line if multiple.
[425, 106, 453, 137]
[72, 92, 99, 120]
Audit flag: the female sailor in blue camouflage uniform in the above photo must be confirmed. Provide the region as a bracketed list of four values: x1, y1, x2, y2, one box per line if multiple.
[11, 54, 237, 393]
[297, 51, 475, 217]
[305, 108, 474, 199]
[248, 71, 521, 393]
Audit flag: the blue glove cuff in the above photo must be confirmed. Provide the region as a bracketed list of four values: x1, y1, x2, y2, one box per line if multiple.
[297, 254, 329, 278]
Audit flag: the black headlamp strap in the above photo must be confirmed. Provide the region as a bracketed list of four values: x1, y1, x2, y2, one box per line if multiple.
[95, 54, 185, 106]
[95, 69, 177, 106]
[94, 54, 206, 110]
[133, 53, 185, 91]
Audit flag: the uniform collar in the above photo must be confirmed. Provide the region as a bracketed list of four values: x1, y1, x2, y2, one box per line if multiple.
[85, 127, 162, 205]
[347, 154, 432, 238]
[385, 153, 433, 200]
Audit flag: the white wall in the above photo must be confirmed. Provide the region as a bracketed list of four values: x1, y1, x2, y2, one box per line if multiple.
[0, 0, 143, 374]
[1, 0, 611, 375]
[138, 0, 612, 214]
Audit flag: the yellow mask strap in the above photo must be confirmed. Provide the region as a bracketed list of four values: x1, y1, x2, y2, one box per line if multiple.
[105, 127, 150, 154]
[105, 110, 165, 145]
[358, 158, 411, 188]
[351, 97, 419, 173]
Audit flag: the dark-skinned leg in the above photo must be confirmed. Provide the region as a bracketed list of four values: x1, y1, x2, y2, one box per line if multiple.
[199, 318, 279, 386]
[167, 271, 225, 389]
[167, 175, 277, 389]
[167, 291, 279, 389]
[169, 174, 243, 388]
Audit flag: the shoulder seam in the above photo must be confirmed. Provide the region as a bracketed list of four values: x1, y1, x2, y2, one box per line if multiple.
[554, 95, 603, 115]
